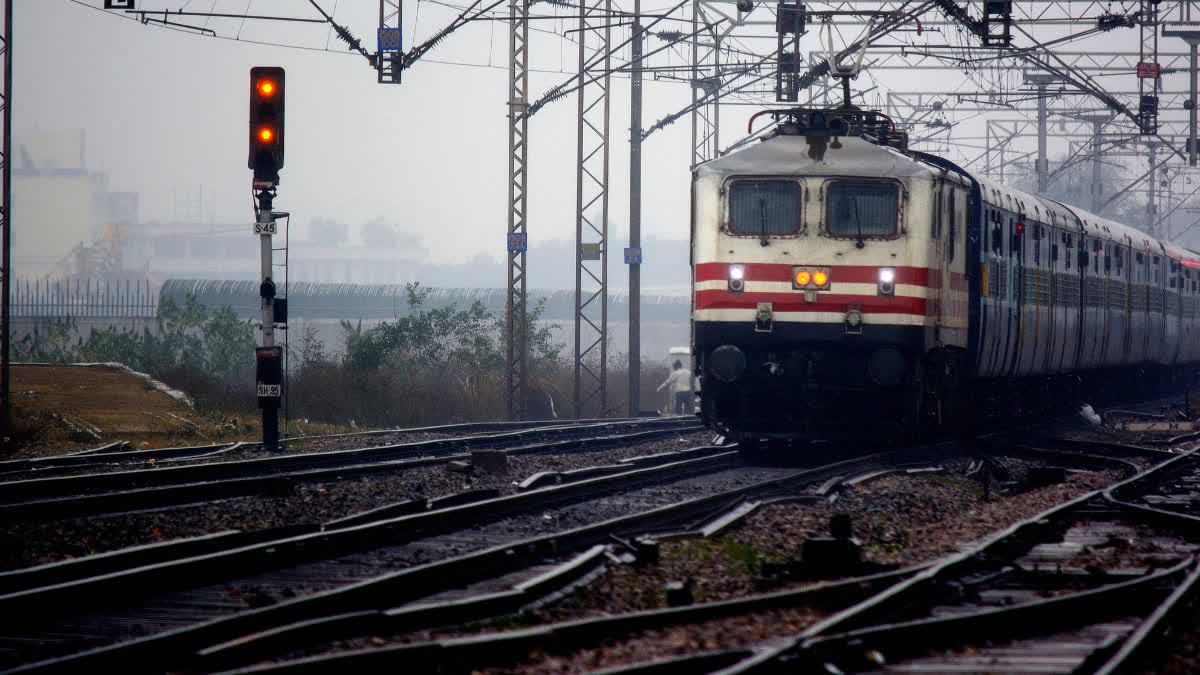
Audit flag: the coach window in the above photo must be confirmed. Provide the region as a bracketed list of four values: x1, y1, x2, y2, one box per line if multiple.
[825, 180, 900, 240]
[726, 179, 802, 237]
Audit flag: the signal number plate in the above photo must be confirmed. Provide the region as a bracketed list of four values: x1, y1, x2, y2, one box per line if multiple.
[257, 384, 281, 397]
[254, 221, 278, 235]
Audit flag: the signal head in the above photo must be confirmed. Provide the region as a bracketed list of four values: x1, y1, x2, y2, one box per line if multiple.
[248, 67, 286, 182]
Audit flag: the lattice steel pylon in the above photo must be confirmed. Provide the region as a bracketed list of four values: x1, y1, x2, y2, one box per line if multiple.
[573, 0, 611, 418]
[1139, 0, 1161, 134]
[506, 0, 530, 420]
[0, 0, 10, 426]
[377, 1, 402, 84]
[690, 1, 720, 167]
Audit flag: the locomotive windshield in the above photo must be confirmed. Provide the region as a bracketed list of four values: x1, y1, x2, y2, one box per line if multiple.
[727, 180, 801, 236]
[827, 181, 899, 239]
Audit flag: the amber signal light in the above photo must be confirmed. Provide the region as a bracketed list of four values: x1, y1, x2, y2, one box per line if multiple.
[792, 266, 831, 290]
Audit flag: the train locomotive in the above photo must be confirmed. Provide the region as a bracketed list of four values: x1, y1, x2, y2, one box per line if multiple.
[692, 108, 1200, 440]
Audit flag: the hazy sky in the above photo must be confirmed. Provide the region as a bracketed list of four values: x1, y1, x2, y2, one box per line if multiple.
[16, 0, 1185, 272]
[19, 0, 708, 268]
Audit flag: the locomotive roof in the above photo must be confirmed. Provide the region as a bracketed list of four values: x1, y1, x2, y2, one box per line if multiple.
[702, 131, 1200, 263]
[696, 135, 934, 179]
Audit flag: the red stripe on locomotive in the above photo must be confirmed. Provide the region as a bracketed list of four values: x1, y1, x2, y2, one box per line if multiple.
[694, 290, 928, 316]
[694, 262, 932, 286]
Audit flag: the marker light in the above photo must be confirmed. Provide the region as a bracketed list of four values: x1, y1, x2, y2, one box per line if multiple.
[878, 267, 896, 296]
[1015, 222, 1025, 234]
[257, 80, 276, 97]
[795, 270, 812, 287]
[728, 264, 745, 293]
[813, 270, 829, 287]
[258, 127, 275, 143]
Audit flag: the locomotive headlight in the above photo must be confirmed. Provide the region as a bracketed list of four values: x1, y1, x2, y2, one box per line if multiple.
[728, 264, 745, 293]
[794, 270, 812, 287]
[812, 270, 829, 288]
[878, 267, 896, 296]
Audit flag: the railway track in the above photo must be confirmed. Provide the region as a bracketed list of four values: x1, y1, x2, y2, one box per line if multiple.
[0, 439, 746, 670]
[0, 417, 701, 521]
[0, 416, 675, 480]
[0, 442, 970, 673]
[544, 444, 1200, 674]
[179, 445, 1142, 674]
[192, 437, 1198, 675]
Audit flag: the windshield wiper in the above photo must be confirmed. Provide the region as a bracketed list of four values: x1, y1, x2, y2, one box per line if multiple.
[758, 192, 770, 246]
[852, 196, 866, 249]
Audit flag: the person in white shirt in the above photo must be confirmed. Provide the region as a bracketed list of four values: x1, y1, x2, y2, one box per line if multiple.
[657, 360, 694, 415]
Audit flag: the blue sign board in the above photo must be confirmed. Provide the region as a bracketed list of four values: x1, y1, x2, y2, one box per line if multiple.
[378, 27, 403, 52]
[624, 247, 643, 264]
[508, 233, 528, 253]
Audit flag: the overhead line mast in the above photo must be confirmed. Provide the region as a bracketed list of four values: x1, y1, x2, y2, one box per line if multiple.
[507, 0, 531, 420]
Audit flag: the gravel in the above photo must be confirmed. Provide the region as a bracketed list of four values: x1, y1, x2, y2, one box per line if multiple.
[730, 467, 1121, 568]
[0, 431, 715, 570]
[484, 608, 822, 675]
[262, 459, 1129, 675]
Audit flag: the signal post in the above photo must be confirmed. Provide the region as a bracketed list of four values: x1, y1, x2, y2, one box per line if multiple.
[249, 67, 286, 450]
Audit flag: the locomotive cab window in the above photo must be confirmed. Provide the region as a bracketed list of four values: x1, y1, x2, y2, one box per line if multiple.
[825, 180, 900, 239]
[726, 180, 802, 237]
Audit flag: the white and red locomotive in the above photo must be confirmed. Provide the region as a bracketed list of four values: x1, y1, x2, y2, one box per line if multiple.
[691, 109, 1200, 439]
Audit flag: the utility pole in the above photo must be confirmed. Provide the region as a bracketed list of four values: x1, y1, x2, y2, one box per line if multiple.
[1024, 73, 1060, 194]
[506, 0, 530, 420]
[1164, 14, 1200, 165]
[0, 0, 10, 429]
[1137, 0, 1160, 135]
[1075, 113, 1113, 213]
[627, 0, 642, 418]
[1147, 140, 1160, 235]
[254, 186, 281, 449]
[573, 0, 611, 418]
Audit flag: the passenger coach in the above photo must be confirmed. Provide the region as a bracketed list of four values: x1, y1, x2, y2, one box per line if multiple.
[691, 110, 1200, 440]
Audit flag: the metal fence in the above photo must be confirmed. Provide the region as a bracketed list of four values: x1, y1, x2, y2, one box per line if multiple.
[11, 278, 157, 320]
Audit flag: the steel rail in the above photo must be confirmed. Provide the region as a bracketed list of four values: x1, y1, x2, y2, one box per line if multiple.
[201, 461, 959, 672]
[5, 446, 967, 673]
[206, 565, 931, 673]
[0, 444, 731, 599]
[0, 415, 700, 504]
[0, 451, 745, 643]
[0, 423, 704, 521]
[0, 417, 663, 479]
[704, 447, 1200, 673]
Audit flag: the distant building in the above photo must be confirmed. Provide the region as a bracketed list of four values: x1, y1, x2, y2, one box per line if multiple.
[121, 224, 427, 285]
[11, 130, 139, 278]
